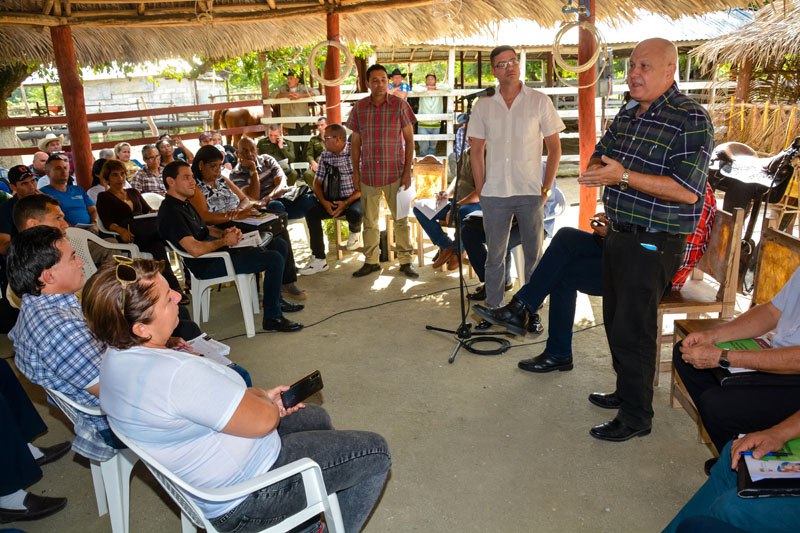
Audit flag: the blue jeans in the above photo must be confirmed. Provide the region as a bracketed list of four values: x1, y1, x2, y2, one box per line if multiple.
[210, 405, 391, 533]
[514, 228, 603, 359]
[663, 441, 800, 533]
[417, 126, 440, 156]
[412, 202, 481, 251]
[266, 190, 319, 221]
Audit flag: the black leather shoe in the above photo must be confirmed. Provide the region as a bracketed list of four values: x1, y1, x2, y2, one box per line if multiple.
[473, 297, 529, 336]
[588, 391, 621, 410]
[518, 353, 573, 373]
[398, 263, 419, 278]
[0, 493, 67, 524]
[467, 284, 487, 301]
[35, 441, 71, 466]
[262, 317, 304, 332]
[589, 418, 651, 442]
[353, 263, 381, 277]
[280, 298, 304, 313]
[527, 312, 544, 335]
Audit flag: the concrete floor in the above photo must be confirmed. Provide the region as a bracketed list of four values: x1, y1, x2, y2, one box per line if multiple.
[4, 174, 716, 532]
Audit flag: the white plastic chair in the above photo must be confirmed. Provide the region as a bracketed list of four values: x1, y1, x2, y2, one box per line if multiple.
[141, 192, 165, 210]
[45, 388, 138, 533]
[108, 420, 344, 533]
[165, 241, 260, 338]
[66, 227, 153, 280]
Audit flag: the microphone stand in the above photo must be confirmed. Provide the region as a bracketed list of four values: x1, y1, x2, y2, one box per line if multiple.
[425, 97, 500, 364]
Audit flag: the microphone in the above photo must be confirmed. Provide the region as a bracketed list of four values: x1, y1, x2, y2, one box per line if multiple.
[464, 87, 495, 100]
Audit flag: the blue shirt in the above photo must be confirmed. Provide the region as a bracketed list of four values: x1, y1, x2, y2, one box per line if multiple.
[595, 83, 713, 234]
[10, 293, 114, 462]
[40, 184, 95, 225]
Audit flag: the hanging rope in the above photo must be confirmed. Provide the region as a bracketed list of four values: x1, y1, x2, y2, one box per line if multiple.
[307, 40, 355, 87]
[552, 21, 608, 89]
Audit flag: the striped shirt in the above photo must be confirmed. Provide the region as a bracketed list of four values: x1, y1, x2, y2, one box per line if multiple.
[346, 94, 416, 187]
[596, 83, 713, 234]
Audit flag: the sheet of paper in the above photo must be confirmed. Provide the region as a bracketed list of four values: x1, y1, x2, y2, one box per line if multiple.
[396, 181, 415, 218]
[187, 334, 233, 367]
[230, 230, 263, 249]
[414, 197, 449, 220]
[237, 213, 278, 226]
[133, 213, 158, 219]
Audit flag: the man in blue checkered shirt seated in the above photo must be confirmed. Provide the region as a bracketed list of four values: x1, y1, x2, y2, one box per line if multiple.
[578, 38, 714, 443]
[7, 216, 253, 462]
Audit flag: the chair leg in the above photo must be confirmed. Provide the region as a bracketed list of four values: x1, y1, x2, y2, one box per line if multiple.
[117, 449, 138, 533]
[325, 493, 345, 533]
[100, 456, 127, 533]
[654, 310, 664, 387]
[250, 274, 260, 315]
[181, 513, 197, 533]
[416, 220, 425, 267]
[235, 274, 256, 338]
[334, 218, 344, 260]
[90, 460, 109, 517]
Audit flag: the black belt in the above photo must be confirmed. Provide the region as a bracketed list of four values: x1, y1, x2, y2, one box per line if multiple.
[610, 221, 678, 236]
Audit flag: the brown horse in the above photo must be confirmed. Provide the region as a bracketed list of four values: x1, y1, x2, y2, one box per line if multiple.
[212, 107, 268, 147]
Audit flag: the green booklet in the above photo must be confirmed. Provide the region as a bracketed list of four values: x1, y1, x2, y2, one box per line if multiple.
[716, 337, 770, 351]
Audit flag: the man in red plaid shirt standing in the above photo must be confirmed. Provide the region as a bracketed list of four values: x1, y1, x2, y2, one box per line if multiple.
[347, 64, 419, 278]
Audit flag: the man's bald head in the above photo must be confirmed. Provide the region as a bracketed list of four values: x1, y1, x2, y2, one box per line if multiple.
[627, 38, 678, 111]
[238, 136, 257, 150]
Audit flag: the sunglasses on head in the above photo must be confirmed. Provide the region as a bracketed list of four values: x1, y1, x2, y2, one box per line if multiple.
[113, 255, 138, 315]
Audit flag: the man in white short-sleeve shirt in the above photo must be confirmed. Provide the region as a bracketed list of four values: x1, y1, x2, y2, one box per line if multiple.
[469, 45, 565, 308]
[675, 265, 800, 452]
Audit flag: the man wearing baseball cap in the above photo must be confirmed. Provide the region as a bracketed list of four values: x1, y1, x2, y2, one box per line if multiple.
[0, 166, 39, 256]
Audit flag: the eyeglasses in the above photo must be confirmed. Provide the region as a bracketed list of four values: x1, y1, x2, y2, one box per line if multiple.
[143, 155, 159, 160]
[113, 255, 138, 315]
[493, 58, 520, 70]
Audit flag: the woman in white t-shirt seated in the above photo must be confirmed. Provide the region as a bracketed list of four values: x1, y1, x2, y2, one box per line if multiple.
[85, 258, 391, 532]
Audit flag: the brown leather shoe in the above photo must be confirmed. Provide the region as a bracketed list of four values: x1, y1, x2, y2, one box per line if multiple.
[431, 247, 454, 268]
[0, 493, 67, 524]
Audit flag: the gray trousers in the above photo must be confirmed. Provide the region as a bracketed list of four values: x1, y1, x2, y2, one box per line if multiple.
[480, 194, 543, 307]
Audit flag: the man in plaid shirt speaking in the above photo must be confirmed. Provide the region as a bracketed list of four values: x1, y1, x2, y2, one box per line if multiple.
[347, 64, 419, 279]
[579, 38, 714, 442]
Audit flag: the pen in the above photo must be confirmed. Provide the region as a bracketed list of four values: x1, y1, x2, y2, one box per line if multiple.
[739, 451, 790, 457]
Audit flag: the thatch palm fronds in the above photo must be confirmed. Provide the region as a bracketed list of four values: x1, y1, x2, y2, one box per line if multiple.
[0, 0, 759, 65]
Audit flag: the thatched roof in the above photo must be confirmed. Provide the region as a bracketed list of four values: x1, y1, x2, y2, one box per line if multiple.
[376, 10, 754, 64]
[694, 0, 800, 69]
[0, 0, 758, 65]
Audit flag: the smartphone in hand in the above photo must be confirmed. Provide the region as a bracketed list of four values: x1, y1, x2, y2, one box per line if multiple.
[280, 370, 324, 408]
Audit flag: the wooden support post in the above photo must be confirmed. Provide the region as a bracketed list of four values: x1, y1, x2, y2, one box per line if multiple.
[519, 50, 526, 82]
[477, 52, 482, 88]
[577, 2, 597, 232]
[735, 58, 753, 103]
[324, 12, 342, 124]
[447, 47, 456, 155]
[259, 52, 272, 121]
[546, 52, 554, 87]
[50, 24, 92, 190]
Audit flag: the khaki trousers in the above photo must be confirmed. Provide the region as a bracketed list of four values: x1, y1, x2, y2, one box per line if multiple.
[361, 180, 412, 265]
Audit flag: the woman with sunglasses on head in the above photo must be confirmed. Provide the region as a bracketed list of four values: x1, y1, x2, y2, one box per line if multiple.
[87, 258, 391, 533]
[190, 145, 307, 303]
[95, 160, 184, 296]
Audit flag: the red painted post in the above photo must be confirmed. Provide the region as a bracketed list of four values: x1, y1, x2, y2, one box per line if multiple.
[50, 25, 93, 190]
[325, 12, 342, 125]
[577, 1, 598, 232]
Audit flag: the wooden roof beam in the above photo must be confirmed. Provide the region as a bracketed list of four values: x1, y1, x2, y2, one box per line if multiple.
[267, 0, 277, 8]
[42, 0, 54, 15]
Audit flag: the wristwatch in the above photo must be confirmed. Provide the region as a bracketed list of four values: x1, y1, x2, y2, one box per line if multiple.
[619, 170, 630, 191]
[541, 186, 551, 199]
[719, 349, 731, 369]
